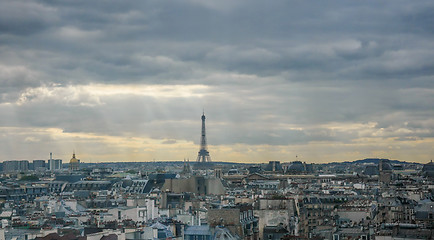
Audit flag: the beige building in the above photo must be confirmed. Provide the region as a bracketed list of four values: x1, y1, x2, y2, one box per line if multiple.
[208, 205, 258, 240]
[162, 176, 225, 195]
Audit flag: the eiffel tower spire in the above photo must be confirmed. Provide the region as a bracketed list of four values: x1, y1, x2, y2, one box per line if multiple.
[197, 112, 211, 162]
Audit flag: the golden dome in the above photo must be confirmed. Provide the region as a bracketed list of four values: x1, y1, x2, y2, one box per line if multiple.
[70, 153, 79, 163]
[70, 152, 80, 171]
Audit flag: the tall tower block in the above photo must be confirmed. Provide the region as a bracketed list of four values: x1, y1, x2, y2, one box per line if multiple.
[197, 112, 211, 162]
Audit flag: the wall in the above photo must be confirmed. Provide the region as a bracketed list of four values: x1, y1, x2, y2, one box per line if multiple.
[162, 177, 225, 195]
[337, 210, 370, 223]
[255, 210, 291, 238]
[208, 208, 243, 238]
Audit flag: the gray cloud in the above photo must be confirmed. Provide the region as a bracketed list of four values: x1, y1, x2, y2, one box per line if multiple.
[0, 1, 58, 36]
[0, 0, 433, 161]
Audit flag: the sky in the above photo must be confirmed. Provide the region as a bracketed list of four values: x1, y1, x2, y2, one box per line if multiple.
[0, 0, 433, 164]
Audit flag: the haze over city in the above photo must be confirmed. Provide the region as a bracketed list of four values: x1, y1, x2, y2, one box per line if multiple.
[1, 1, 433, 163]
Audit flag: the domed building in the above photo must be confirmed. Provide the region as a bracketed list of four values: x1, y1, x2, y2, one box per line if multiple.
[69, 152, 80, 171]
[287, 161, 305, 173]
[363, 165, 379, 176]
[285, 161, 313, 174]
[422, 160, 434, 178]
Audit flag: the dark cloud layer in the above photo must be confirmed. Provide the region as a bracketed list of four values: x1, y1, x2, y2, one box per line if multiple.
[0, 0, 433, 161]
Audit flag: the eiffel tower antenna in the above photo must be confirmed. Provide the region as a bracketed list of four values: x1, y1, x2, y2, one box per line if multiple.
[197, 111, 211, 162]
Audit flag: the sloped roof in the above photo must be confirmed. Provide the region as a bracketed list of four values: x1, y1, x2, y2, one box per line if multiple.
[214, 226, 240, 240]
[184, 225, 211, 236]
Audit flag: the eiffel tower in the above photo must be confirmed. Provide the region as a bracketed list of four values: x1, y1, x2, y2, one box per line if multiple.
[197, 112, 211, 162]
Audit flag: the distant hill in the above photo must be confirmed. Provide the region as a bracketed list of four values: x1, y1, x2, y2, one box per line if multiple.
[340, 158, 419, 165]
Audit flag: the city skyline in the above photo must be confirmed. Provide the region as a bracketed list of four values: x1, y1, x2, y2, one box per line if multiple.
[0, 1, 434, 163]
